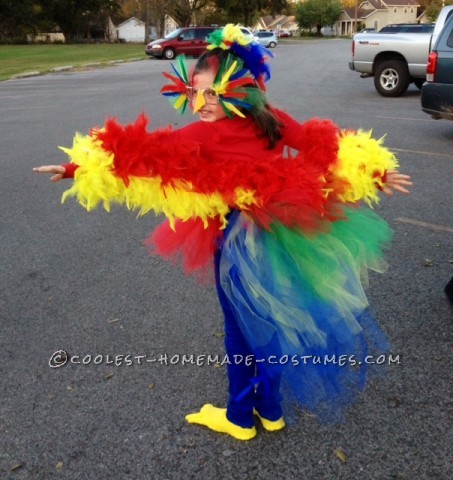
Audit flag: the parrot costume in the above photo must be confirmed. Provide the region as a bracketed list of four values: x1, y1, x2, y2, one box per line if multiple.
[58, 25, 399, 440]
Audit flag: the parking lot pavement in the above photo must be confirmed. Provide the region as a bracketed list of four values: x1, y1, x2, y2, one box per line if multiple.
[1, 40, 452, 479]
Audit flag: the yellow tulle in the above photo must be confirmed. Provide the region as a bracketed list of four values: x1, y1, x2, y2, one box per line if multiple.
[60, 134, 259, 229]
[335, 130, 399, 206]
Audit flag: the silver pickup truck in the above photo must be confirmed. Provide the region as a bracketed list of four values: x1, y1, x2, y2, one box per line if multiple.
[349, 6, 453, 97]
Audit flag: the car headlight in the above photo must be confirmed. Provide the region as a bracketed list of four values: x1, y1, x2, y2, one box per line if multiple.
[152, 45, 162, 49]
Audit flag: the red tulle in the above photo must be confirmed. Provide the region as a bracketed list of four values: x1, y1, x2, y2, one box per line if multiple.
[146, 217, 224, 282]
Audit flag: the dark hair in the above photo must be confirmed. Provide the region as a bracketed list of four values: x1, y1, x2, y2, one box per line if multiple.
[195, 49, 283, 149]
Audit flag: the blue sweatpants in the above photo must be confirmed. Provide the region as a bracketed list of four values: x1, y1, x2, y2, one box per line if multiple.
[214, 249, 283, 428]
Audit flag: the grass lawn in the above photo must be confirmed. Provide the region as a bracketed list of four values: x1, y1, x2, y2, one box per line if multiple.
[0, 44, 147, 81]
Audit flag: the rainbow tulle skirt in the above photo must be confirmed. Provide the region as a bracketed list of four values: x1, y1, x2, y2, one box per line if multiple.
[217, 206, 392, 422]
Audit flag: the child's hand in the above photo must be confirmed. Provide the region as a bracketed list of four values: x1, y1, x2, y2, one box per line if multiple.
[382, 170, 412, 196]
[33, 165, 66, 182]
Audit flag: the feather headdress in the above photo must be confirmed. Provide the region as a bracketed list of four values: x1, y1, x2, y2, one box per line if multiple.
[160, 24, 271, 117]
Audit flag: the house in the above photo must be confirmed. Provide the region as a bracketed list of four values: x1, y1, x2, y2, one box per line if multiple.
[115, 17, 159, 43]
[164, 16, 179, 36]
[116, 17, 146, 42]
[114, 16, 177, 42]
[336, 0, 421, 36]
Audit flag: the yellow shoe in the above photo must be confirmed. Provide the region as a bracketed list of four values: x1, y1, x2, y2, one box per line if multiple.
[253, 410, 286, 431]
[185, 404, 257, 441]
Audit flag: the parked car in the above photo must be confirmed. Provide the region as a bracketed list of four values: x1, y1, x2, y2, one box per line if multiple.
[379, 24, 435, 33]
[421, 13, 453, 120]
[254, 31, 278, 48]
[349, 6, 453, 97]
[239, 26, 255, 42]
[277, 30, 291, 38]
[145, 26, 216, 59]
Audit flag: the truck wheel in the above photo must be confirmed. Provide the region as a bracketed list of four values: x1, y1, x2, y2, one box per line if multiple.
[374, 60, 410, 97]
[163, 48, 175, 60]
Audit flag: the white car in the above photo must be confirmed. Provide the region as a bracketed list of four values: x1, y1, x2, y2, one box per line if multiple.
[254, 31, 278, 48]
[239, 27, 256, 43]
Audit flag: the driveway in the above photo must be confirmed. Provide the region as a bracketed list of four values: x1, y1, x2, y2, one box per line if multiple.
[1, 39, 452, 480]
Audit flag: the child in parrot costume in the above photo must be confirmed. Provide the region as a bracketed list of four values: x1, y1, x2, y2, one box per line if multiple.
[34, 24, 412, 441]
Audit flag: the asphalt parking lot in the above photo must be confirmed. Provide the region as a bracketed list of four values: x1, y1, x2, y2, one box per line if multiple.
[1, 39, 452, 479]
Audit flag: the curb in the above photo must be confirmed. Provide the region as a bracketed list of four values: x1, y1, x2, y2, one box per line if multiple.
[50, 65, 74, 72]
[11, 71, 41, 79]
[6, 57, 146, 81]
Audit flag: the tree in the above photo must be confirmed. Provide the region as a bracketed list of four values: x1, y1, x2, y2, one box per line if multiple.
[39, 0, 122, 42]
[214, 0, 288, 26]
[424, 0, 453, 22]
[126, 0, 213, 37]
[0, 0, 37, 41]
[295, 0, 342, 36]
[149, 0, 174, 37]
[169, 0, 211, 27]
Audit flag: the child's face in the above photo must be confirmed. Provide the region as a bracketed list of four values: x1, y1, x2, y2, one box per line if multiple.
[191, 70, 227, 122]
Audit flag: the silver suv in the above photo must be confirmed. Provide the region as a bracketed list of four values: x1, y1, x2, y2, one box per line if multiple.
[254, 31, 278, 48]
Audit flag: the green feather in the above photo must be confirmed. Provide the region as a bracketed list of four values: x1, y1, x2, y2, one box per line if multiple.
[207, 29, 224, 47]
[219, 98, 233, 118]
[213, 53, 243, 85]
[177, 55, 189, 84]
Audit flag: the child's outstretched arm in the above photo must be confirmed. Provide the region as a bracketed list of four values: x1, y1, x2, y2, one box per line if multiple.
[328, 130, 413, 206]
[381, 170, 412, 196]
[33, 165, 66, 182]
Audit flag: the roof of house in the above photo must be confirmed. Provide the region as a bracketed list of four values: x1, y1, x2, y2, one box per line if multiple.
[116, 17, 145, 28]
[343, 8, 374, 20]
[343, 0, 420, 20]
[260, 15, 296, 29]
[360, 0, 419, 7]
[382, 0, 419, 5]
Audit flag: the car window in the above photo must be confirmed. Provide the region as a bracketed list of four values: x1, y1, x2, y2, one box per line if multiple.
[165, 28, 183, 39]
[380, 26, 401, 32]
[448, 27, 453, 48]
[195, 28, 214, 39]
[406, 25, 434, 33]
[405, 26, 422, 32]
[180, 29, 195, 40]
[380, 24, 433, 33]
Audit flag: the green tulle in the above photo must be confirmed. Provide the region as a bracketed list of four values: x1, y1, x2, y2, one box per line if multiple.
[264, 206, 393, 307]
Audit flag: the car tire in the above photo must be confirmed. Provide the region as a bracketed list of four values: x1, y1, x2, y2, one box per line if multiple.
[374, 60, 410, 97]
[269, 42, 277, 48]
[413, 78, 425, 90]
[163, 48, 176, 60]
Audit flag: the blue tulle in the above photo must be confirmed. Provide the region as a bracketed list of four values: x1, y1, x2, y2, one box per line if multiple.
[218, 209, 392, 423]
